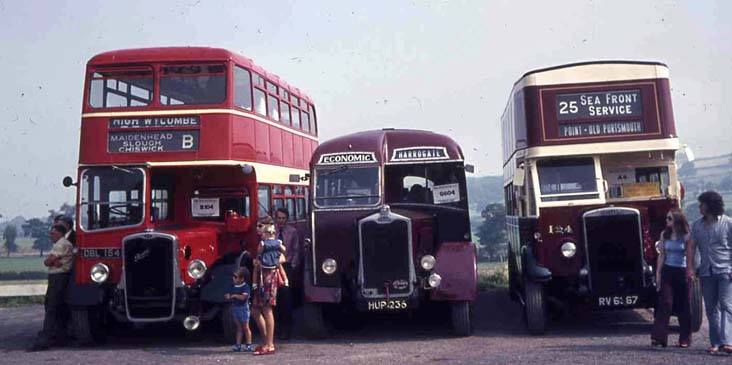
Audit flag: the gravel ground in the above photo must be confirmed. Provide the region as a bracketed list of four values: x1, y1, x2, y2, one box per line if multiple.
[0, 289, 727, 365]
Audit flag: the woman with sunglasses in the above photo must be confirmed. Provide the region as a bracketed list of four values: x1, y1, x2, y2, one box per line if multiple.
[651, 208, 692, 348]
[250, 215, 279, 355]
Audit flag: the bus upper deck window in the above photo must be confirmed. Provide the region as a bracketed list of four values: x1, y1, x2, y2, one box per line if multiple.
[234, 66, 253, 111]
[89, 68, 153, 108]
[254, 88, 266, 116]
[159, 64, 226, 106]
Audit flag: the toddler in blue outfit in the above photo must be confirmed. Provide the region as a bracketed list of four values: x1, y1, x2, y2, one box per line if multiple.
[252, 224, 289, 290]
[225, 267, 253, 352]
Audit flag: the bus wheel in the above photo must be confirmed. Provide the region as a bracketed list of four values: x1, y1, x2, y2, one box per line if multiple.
[302, 302, 328, 339]
[71, 306, 100, 345]
[690, 278, 703, 332]
[451, 301, 473, 336]
[221, 303, 238, 343]
[524, 281, 546, 335]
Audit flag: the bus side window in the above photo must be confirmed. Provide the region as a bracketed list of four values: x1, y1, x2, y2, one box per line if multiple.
[286, 198, 296, 220]
[234, 66, 252, 111]
[254, 88, 266, 116]
[257, 185, 271, 217]
[304, 187, 310, 214]
[296, 198, 306, 220]
[274, 198, 284, 211]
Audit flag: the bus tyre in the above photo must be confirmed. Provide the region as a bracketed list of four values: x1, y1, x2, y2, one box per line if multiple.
[690, 278, 703, 332]
[451, 301, 473, 336]
[221, 303, 238, 343]
[71, 306, 99, 346]
[524, 280, 546, 335]
[302, 302, 327, 339]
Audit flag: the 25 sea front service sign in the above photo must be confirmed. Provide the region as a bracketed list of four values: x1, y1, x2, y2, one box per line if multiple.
[108, 130, 200, 153]
[555, 89, 642, 121]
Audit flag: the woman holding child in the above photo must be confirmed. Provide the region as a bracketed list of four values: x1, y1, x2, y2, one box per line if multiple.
[249, 215, 286, 356]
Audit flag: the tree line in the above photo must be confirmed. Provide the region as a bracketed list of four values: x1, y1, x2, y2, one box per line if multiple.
[1, 203, 75, 257]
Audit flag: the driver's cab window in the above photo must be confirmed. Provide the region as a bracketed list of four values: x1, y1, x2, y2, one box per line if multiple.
[601, 152, 671, 200]
[151, 175, 174, 222]
[384, 162, 467, 209]
[191, 189, 250, 221]
[403, 176, 434, 203]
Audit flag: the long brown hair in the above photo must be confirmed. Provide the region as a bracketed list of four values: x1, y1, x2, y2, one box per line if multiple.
[662, 208, 689, 240]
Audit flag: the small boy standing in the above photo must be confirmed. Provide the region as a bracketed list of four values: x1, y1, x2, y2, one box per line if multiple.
[225, 267, 253, 352]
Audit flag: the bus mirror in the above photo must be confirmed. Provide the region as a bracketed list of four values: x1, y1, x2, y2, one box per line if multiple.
[682, 145, 695, 162]
[464, 164, 475, 174]
[62, 176, 76, 187]
[512, 167, 525, 186]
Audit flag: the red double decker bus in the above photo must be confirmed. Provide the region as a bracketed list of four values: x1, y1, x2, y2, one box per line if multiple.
[501, 61, 702, 334]
[63, 47, 318, 342]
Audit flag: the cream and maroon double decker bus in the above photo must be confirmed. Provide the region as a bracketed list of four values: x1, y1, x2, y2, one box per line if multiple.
[62, 47, 318, 342]
[300, 129, 477, 337]
[501, 61, 702, 334]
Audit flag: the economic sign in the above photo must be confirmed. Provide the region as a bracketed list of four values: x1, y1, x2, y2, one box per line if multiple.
[318, 152, 377, 165]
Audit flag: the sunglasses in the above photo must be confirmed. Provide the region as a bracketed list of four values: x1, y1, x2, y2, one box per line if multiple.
[665, 216, 673, 221]
[257, 224, 264, 228]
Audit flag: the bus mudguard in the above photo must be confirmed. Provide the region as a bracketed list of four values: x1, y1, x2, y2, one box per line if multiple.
[431, 241, 477, 301]
[521, 245, 552, 282]
[66, 266, 104, 306]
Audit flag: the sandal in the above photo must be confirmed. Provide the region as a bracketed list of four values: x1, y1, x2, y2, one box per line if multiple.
[253, 346, 275, 356]
[708, 346, 720, 354]
[721, 345, 732, 354]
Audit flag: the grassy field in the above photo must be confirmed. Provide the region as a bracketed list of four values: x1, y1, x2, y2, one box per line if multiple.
[477, 261, 508, 291]
[0, 256, 46, 273]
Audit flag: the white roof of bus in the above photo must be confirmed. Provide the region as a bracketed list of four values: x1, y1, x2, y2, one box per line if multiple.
[514, 61, 669, 89]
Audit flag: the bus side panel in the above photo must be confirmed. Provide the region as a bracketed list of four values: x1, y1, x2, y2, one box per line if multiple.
[431, 241, 477, 301]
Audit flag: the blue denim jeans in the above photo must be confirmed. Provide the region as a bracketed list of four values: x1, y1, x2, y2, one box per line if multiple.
[701, 274, 732, 347]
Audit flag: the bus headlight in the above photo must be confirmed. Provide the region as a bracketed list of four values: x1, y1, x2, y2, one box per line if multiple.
[561, 242, 577, 258]
[420, 255, 436, 271]
[187, 259, 207, 279]
[322, 258, 337, 275]
[90, 263, 110, 283]
[428, 273, 442, 288]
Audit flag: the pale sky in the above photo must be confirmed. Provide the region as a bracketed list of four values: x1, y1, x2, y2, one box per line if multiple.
[0, 0, 730, 218]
